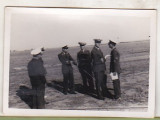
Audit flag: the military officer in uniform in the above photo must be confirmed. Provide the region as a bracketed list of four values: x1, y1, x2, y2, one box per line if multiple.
[58, 45, 77, 95]
[27, 47, 46, 109]
[91, 39, 107, 100]
[77, 42, 94, 93]
[108, 40, 121, 99]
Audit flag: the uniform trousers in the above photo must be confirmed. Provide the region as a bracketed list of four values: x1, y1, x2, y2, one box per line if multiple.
[29, 76, 46, 109]
[94, 71, 106, 97]
[113, 74, 121, 98]
[63, 69, 74, 93]
[79, 67, 94, 91]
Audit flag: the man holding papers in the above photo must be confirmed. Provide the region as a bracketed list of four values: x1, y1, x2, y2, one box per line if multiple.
[108, 40, 121, 99]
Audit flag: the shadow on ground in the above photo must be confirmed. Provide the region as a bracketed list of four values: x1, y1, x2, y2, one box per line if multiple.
[16, 81, 114, 109]
[47, 80, 114, 99]
[16, 85, 33, 108]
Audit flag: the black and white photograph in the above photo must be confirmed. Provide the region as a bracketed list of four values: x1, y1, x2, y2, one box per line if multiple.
[3, 7, 156, 117]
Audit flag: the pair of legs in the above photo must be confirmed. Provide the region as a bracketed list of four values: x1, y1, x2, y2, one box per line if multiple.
[29, 76, 46, 109]
[63, 70, 75, 94]
[79, 68, 94, 92]
[113, 78, 121, 99]
[94, 71, 107, 100]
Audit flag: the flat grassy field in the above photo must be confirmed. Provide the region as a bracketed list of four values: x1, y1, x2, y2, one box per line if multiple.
[9, 40, 149, 111]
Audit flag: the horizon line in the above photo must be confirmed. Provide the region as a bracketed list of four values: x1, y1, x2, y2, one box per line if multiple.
[10, 39, 150, 52]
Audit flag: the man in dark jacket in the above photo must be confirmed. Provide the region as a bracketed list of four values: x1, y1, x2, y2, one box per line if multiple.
[77, 42, 94, 93]
[58, 45, 77, 95]
[108, 40, 121, 99]
[27, 47, 46, 109]
[91, 39, 107, 100]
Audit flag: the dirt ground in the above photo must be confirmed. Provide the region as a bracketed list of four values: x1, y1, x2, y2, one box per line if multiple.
[9, 40, 149, 111]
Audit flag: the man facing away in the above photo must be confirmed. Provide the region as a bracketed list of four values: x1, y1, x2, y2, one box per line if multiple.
[27, 47, 47, 109]
[77, 42, 94, 93]
[58, 45, 77, 95]
[91, 39, 107, 100]
[108, 40, 121, 99]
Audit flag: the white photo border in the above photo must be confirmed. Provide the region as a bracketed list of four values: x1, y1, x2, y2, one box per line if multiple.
[3, 7, 156, 118]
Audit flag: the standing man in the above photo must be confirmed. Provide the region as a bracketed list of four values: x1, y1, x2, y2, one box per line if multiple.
[108, 40, 121, 99]
[58, 45, 77, 95]
[27, 47, 47, 109]
[91, 39, 107, 100]
[77, 42, 94, 93]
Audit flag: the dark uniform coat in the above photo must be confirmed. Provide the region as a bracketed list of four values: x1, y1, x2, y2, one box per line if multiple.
[77, 50, 92, 68]
[27, 57, 47, 109]
[91, 46, 107, 99]
[28, 58, 47, 76]
[91, 46, 106, 72]
[58, 52, 76, 94]
[110, 48, 121, 73]
[110, 47, 121, 99]
[58, 52, 74, 74]
[77, 49, 94, 91]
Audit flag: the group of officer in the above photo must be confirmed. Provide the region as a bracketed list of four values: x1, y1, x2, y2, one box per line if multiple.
[27, 39, 121, 109]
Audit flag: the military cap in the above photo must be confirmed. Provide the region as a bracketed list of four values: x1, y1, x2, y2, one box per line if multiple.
[94, 39, 102, 43]
[62, 45, 68, 49]
[31, 47, 44, 55]
[108, 40, 116, 46]
[78, 42, 86, 46]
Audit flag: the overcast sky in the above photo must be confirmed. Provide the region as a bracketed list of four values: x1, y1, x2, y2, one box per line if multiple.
[9, 8, 151, 51]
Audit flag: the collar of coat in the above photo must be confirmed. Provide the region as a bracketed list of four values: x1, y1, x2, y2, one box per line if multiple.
[80, 49, 85, 52]
[111, 47, 116, 50]
[62, 51, 68, 55]
[33, 56, 41, 60]
[94, 46, 100, 50]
